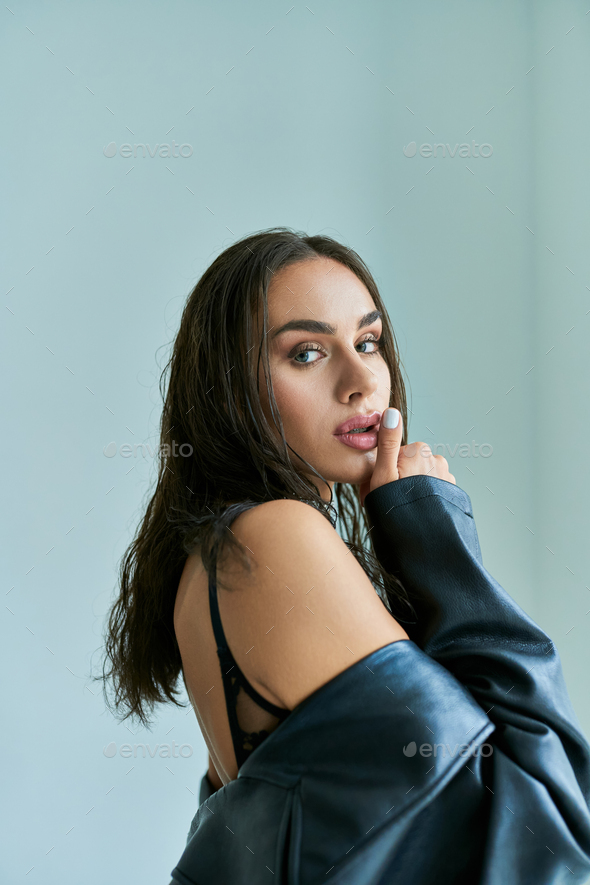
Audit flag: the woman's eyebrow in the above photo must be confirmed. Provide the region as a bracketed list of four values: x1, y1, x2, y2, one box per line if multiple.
[269, 309, 381, 339]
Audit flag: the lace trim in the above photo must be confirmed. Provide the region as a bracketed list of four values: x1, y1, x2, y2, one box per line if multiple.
[216, 649, 277, 760]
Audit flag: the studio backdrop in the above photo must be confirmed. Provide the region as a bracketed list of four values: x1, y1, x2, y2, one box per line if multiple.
[2, 1, 590, 882]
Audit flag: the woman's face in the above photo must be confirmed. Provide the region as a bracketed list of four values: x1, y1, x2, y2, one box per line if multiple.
[257, 257, 392, 501]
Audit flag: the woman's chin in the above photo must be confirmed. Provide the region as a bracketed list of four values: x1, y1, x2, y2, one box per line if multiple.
[296, 444, 377, 492]
[326, 449, 377, 486]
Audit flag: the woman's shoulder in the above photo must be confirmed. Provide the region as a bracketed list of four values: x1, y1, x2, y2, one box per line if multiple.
[230, 496, 331, 531]
[224, 497, 339, 573]
[217, 496, 409, 711]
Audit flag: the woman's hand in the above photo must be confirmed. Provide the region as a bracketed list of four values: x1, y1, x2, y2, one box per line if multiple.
[359, 408, 456, 506]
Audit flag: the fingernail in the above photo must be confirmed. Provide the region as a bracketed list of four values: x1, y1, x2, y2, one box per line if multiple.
[382, 408, 400, 429]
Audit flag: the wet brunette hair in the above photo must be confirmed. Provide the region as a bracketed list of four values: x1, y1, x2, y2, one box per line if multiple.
[97, 227, 413, 728]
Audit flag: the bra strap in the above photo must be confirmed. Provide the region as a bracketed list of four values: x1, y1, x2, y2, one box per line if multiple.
[207, 559, 290, 720]
[207, 552, 229, 652]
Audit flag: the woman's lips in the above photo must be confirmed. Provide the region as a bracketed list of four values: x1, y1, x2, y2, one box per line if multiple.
[334, 422, 380, 450]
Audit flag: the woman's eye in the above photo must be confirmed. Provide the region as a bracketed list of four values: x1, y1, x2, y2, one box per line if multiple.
[357, 338, 379, 354]
[293, 346, 324, 364]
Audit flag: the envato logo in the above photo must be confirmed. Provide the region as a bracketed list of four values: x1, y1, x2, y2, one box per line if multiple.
[103, 141, 193, 158]
[103, 441, 193, 458]
[403, 741, 493, 758]
[103, 741, 193, 758]
[403, 141, 493, 158]
[421, 442, 493, 459]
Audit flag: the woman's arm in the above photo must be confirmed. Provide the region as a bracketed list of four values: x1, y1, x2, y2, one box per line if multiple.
[197, 755, 223, 806]
[207, 755, 223, 790]
[195, 497, 409, 806]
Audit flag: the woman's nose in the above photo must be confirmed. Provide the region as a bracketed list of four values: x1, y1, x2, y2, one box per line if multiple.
[336, 347, 380, 401]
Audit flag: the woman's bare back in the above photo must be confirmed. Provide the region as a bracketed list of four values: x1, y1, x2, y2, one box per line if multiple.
[173, 500, 409, 786]
[174, 550, 288, 784]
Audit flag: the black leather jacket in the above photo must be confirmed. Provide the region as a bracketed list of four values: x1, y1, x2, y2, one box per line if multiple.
[169, 476, 590, 884]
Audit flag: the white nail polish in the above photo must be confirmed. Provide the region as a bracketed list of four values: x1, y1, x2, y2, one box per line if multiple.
[382, 408, 400, 429]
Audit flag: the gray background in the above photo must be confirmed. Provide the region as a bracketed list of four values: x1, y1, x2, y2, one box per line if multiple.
[2, 0, 589, 882]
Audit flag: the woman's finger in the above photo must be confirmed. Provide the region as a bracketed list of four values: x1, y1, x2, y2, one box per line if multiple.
[370, 408, 403, 492]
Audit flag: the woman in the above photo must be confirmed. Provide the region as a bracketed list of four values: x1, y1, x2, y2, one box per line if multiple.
[100, 228, 590, 884]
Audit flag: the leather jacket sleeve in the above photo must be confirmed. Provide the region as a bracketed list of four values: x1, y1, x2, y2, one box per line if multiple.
[364, 475, 590, 883]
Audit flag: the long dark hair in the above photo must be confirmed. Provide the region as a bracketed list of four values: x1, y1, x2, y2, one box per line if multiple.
[97, 227, 412, 728]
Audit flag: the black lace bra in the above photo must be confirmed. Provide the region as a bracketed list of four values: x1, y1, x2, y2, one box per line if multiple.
[208, 554, 291, 769]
